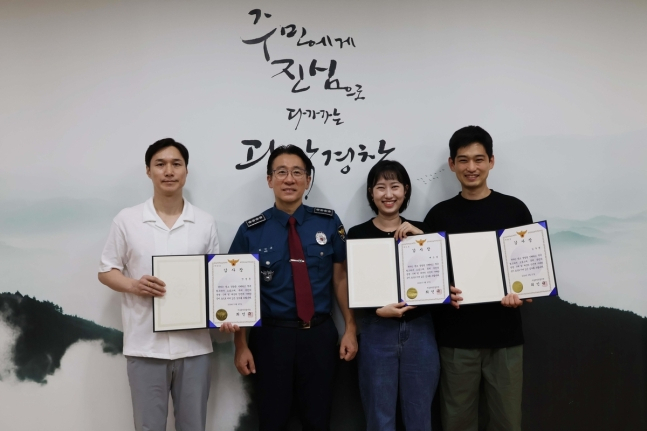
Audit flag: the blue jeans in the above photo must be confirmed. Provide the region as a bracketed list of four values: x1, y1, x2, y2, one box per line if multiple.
[358, 312, 441, 431]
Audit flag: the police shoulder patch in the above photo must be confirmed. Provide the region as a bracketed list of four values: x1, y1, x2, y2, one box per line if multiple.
[337, 224, 347, 242]
[245, 214, 267, 228]
[313, 207, 334, 217]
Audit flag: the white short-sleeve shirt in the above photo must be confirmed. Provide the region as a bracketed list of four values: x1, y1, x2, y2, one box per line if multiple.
[99, 198, 219, 359]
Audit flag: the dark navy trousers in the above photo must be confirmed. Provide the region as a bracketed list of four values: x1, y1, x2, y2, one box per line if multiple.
[249, 318, 339, 431]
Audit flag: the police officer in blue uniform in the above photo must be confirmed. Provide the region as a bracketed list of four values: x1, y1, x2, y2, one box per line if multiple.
[227, 145, 358, 431]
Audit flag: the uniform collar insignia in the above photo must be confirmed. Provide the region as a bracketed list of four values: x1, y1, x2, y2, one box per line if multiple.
[313, 207, 334, 217]
[245, 213, 267, 227]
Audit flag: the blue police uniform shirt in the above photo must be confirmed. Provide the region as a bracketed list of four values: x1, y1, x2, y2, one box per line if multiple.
[229, 204, 347, 320]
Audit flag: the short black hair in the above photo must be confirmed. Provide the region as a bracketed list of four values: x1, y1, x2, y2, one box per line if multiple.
[366, 160, 412, 214]
[449, 126, 493, 160]
[145, 138, 189, 167]
[266, 145, 313, 176]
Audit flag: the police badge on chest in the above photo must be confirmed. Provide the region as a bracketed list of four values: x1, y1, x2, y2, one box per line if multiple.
[261, 269, 274, 282]
[316, 231, 327, 245]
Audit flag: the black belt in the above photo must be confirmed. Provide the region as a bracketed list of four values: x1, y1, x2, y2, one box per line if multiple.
[261, 314, 330, 329]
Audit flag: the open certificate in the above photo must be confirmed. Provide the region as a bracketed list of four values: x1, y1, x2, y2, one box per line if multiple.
[448, 221, 557, 305]
[347, 233, 451, 308]
[152, 254, 261, 332]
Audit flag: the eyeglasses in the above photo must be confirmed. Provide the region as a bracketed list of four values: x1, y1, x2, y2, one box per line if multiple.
[272, 168, 307, 180]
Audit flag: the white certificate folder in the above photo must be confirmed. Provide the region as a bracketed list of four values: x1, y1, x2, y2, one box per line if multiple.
[448, 221, 558, 305]
[152, 254, 261, 332]
[347, 233, 451, 308]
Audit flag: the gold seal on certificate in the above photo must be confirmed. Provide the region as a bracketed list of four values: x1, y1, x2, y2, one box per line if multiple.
[216, 309, 228, 321]
[512, 281, 523, 293]
[406, 288, 418, 299]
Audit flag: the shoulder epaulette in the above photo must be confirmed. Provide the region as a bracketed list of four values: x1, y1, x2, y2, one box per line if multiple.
[245, 214, 267, 228]
[313, 207, 334, 217]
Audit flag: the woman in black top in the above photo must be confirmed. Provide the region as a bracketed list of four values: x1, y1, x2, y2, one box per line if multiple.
[347, 160, 440, 431]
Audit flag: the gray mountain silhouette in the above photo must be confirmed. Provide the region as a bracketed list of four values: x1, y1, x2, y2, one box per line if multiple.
[0, 291, 122, 384]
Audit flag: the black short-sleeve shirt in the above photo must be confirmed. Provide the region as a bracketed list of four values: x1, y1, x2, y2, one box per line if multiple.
[423, 190, 533, 349]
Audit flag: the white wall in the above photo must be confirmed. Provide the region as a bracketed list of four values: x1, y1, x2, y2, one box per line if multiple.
[0, 1, 646, 429]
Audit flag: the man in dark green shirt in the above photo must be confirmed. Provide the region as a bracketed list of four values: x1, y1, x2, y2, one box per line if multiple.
[424, 126, 532, 431]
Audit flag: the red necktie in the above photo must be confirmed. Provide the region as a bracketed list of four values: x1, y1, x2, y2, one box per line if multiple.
[288, 216, 315, 322]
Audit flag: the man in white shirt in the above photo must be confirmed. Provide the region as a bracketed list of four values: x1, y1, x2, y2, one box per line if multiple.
[98, 138, 219, 431]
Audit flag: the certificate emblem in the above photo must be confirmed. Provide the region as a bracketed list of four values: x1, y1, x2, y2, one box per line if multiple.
[216, 309, 228, 321]
[261, 269, 274, 282]
[316, 231, 327, 245]
[228, 259, 240, 266]
[406, 288, 418, 299]
[512, 281, 523, 293]
[415, 239, 427, 246]
[516, 230, 527, 238]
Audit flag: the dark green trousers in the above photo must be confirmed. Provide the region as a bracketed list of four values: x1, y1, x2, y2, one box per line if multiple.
[439, 346, 523, 431]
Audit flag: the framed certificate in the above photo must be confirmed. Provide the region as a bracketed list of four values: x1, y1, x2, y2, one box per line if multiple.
[152, 254, 261, 332]
[346, 233, 451, 308]
[447, 221, 558, 305]
[398, 232, 451, 305]
[498, 221, 557, 300]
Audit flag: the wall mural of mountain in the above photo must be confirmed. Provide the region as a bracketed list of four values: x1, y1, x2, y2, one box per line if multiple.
[0, 292, 122, 384]
[1, 290, 645, 430]
[522, 297, 647, 430]
[0, 203, 644, 431]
